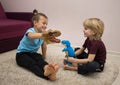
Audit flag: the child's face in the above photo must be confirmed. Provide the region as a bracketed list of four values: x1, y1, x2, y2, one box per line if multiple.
[83, 27, 96, 38]
[34, 16, 48, 32]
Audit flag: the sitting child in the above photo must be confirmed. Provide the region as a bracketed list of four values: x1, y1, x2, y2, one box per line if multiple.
[63, 18, 106, 75]
[16, 9, 59, 81]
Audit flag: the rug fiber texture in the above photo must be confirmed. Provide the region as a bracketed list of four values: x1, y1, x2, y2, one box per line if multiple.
[0, 44, 119, 85]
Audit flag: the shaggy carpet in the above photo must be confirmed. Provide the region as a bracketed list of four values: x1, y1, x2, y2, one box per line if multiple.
[0, 44, 119, 85]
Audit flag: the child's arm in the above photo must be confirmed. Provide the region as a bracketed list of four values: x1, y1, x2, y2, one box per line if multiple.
[67, 54, 95, 64]
[41, 41, 47, 59]
[27, 30, 50, 39]
[27, 32, 44, 39]
[75, 47, 84, 56]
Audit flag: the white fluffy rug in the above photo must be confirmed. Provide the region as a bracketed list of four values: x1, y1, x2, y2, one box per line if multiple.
[0, 44, 119, 85]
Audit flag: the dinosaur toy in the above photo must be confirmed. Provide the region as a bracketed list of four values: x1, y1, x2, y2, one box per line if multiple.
[43, 29, 61, 44]
[61, 40, 77, 66]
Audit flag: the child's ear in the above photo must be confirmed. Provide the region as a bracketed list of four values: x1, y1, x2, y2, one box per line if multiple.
[33, 20, 38, 25]
[93, 32, 96, 35]
[92, 30, 97, 35]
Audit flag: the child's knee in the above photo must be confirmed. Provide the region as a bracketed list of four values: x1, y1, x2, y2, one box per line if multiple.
[78, 64, 88, 75]
[78, 62, 101, 74]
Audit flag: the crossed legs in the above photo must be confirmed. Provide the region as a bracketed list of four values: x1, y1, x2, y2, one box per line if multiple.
[63, 59, 78, 71]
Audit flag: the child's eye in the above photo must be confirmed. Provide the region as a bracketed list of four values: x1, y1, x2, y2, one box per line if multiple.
[44, 21, 48, 24]
[84, 27, 87, 30]
[43, 22, 47, 25]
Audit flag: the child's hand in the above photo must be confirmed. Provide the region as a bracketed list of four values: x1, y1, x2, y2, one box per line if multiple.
[42, 31, 49, 37]
[42, 55, 46, 60]
[47, 29, 61, 37]
[42, 29, 56, 37]
[67, 57, 76, 63]
[42, 29, 61, 44]
[65, 55, 69, 58]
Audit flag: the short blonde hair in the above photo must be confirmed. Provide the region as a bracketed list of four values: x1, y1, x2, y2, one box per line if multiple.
[83, 18, 104, 40]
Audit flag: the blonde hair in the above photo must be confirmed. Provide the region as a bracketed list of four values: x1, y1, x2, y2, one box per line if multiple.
[83, 18, 104, 40]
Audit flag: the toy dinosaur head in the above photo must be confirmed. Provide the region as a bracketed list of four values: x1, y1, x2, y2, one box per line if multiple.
[43, 29, 61, 44]
[61, 40, 71, 47]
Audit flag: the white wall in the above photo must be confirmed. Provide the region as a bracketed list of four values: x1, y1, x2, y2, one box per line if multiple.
[1, 0, 120, 53]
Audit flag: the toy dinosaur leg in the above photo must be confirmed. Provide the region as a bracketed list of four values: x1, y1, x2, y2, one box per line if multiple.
[63, 59, 72, 66]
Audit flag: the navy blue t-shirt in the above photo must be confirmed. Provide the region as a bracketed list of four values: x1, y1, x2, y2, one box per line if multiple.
[83, 38, 106, 64]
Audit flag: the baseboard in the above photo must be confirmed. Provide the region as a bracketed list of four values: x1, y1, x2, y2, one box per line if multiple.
[107, 50, 120, 56]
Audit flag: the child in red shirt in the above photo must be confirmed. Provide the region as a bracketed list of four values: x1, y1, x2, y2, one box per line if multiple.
[64, 18, 106, 74]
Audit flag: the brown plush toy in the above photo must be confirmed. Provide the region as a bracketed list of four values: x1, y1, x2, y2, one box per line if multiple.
[42, 29, 61, 44]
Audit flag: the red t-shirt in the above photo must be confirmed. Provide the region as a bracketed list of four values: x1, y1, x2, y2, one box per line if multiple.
[83, 38, 106, 64]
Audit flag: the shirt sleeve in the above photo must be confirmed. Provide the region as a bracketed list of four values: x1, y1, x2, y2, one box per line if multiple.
[25, 28, 34, 36]
[82, 38, 88, 49]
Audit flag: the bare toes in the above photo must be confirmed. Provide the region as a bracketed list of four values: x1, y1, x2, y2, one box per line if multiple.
[44, 65, 54, 76]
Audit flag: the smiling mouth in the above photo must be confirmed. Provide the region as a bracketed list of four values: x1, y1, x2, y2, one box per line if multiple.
[41, 29, 46, 32]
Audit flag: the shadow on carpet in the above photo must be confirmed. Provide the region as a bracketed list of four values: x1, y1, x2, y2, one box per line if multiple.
[0, 44, 119, 85]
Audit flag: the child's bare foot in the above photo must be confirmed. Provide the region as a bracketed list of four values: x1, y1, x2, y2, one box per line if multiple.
[44, 64, 54, 76]
[52, 63, 59, 72]
[48, 72, 57, 81]
[63, 64, 69, 70]
[64, 64, 77, 71]
[48, 63, 59, 81]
